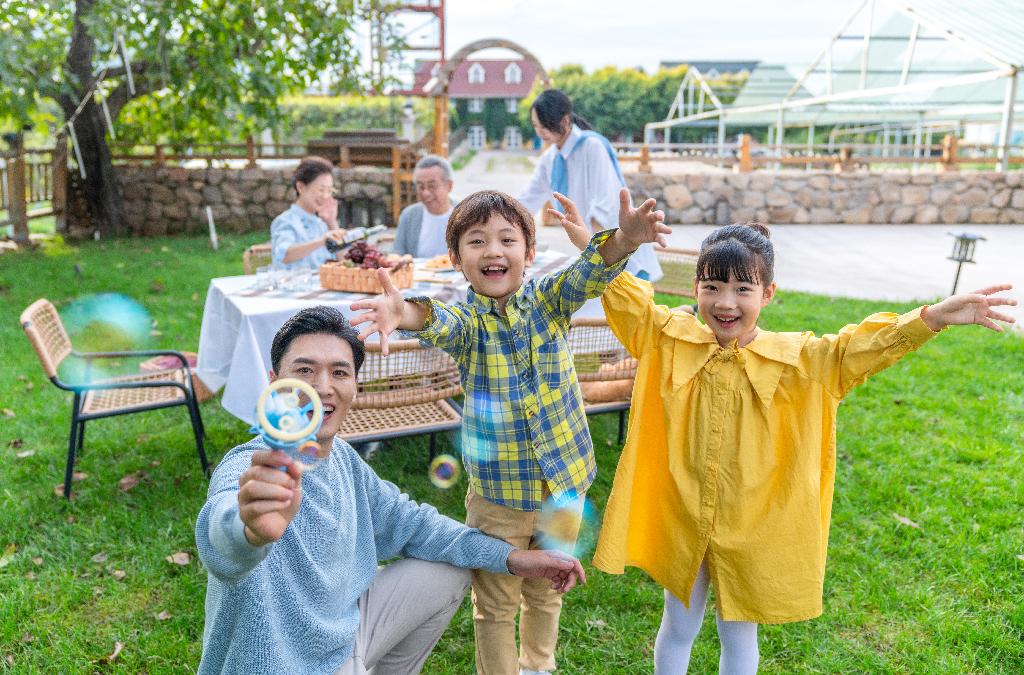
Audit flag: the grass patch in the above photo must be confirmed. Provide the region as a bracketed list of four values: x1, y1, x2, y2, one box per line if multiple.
[450, 149, 477, 172]
[0, 235, 1022, 671]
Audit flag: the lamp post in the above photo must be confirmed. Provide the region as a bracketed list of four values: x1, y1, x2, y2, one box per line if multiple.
[402, 97, 415, 141]
[947, 231, 986, 295]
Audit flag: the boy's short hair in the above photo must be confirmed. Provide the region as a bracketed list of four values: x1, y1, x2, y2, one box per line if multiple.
[445, 190, 536, 257]
[270, 306, 365, 375]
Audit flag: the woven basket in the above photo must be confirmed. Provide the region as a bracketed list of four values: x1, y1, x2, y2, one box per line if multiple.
[139, 351, 213, 403]
[320, 255, 414, 293]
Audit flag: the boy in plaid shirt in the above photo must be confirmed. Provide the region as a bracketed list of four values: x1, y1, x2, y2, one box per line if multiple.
[352, 188, 669, 675]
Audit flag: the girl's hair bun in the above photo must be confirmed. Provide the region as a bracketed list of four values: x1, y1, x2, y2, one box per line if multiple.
[745, 221, 771, 239]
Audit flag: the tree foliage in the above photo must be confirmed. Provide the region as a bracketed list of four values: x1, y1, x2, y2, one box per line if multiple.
[1, 0, 392, 142]
[0, 0, 396, 234]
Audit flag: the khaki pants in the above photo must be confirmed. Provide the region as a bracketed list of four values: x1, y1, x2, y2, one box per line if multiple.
[465, 489, 583, 675]
[335, 558, 471, 675]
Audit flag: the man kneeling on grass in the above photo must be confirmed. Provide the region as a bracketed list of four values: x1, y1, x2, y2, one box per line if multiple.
[195, 306, 585, 674]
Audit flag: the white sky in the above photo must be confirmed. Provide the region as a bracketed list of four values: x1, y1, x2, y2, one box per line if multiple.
[394, 0, 865, 73]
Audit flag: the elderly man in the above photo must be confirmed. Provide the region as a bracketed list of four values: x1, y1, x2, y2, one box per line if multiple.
[195, 306, 584, 675]
[392, 155, 457, 257]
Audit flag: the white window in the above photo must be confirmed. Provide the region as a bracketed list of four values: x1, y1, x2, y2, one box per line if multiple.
[468, 97, 484, 113]
[503, 126, 523, 148]
[504, 62, 522, 84]
[506, 98, 518, 114]
[468, 125, 486, 150]
[468, 62, 485, 84]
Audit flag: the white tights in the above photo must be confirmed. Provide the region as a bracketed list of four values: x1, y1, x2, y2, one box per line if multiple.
[653, 559, 760, 674]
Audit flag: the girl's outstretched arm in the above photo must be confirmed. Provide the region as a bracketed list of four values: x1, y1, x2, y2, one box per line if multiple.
[920, 284, 1017, 332]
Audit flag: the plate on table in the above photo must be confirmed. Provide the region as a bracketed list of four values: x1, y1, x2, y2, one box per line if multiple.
[421, 254, 454, 272]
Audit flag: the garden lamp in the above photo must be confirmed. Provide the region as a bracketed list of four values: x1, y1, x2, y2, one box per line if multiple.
[947, 231, 985, 295]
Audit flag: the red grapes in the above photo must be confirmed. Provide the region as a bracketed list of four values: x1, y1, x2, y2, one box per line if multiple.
[344, 242, 394, 269]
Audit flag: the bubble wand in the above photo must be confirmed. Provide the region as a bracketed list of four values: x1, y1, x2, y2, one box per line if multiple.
[251, 378, 328, 470]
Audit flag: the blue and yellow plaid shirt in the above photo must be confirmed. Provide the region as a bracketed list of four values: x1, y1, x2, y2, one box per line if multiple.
[407, 230, 628, 511]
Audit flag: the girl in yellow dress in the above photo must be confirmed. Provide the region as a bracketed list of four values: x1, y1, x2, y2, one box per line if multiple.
[547, 195, 1017, 673]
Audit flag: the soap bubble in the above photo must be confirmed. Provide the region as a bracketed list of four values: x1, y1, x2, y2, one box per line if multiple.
[428, 454, 461, 489]
[535, 495, 599, 558]
[60, 293, 152, 381]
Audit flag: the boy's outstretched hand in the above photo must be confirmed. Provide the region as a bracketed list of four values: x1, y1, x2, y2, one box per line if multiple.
[921, 284, 1017, 332]
[507, 548, 587, 593]
[614, 187, 671, 249]
[546, 188, 671, 265]
[350, 268, 413, 355]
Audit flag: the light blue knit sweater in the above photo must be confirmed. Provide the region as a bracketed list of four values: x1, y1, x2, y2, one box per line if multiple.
[195, 436, 514, 674]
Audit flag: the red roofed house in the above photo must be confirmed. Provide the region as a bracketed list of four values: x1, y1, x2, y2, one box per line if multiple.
[408, 58, 540, 150]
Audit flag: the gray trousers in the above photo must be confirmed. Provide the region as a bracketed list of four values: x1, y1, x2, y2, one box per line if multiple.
[335, 558, 472, 675]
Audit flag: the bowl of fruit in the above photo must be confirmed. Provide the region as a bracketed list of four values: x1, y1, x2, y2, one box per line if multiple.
[319, 241, 414, 293]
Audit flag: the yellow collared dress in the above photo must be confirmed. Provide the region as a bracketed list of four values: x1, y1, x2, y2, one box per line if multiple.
[592, 274, 940, 623]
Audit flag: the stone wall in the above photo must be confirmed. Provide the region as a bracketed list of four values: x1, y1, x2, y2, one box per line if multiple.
[67, 165, 393, 237]
[625, 170, 1024, 225]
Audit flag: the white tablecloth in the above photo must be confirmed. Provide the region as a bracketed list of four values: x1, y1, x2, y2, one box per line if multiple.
[196, 251, 586, 424]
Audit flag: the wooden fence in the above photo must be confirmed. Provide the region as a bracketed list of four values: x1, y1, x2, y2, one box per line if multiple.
[614, 134, 1024, 173]
[1, 141, 65, 243]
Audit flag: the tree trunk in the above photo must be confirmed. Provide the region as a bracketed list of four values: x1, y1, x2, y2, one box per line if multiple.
[59, 0, 127, 238]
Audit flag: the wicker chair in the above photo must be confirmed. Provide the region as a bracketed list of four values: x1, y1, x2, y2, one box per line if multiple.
[20, 299, 209, 499]
[653, 246, 700, 298]
[568, 317, 638, 444]
[338, 339, 463, 459]
[242, 242, 273, 274]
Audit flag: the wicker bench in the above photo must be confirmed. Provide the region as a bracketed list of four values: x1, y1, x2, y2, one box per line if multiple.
[338, 339, 463, 460]
[568, 317, 637, 444]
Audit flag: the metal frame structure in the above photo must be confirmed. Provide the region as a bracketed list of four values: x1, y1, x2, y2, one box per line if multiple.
[646, 0, 1021, 171]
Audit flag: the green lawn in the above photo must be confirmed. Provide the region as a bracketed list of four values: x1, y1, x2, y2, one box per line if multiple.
[1, 234, 1022, 672]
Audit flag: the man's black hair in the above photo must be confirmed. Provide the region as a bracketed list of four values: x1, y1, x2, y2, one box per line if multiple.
[270, 306, 365, 375]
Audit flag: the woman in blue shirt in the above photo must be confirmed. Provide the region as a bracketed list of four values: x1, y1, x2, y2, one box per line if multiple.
[271, 156, 347, 270]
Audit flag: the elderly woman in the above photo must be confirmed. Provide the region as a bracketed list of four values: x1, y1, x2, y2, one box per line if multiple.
[392, 155, 457, 258]
[271, 156, 347, 270]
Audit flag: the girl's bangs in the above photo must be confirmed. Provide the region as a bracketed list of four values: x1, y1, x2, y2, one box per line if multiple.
[696, 240, 762, 285]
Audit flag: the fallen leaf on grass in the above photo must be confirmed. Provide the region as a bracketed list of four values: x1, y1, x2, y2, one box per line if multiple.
[166, 551, 191, 566]
[20, 633, 33, 643]
[118, 471, 147, 492]
[23, 382, 32, 391]
[32, 557, 42, 566]
[66, 515, 75, 525]
[53, 484, 66, 498]
[150, 460, 161, 467]
[2, 408, 14, 418]
[16, 450, 35, 459]
[17, 375, 27, 382]
[5, 654, 13, 666]
[72, 471, 88, 481]
[892, 513, 920, 529]
[0, 543, 16, 568]
[7, 439, 23, 449]
[25, 571, 36, 581]
[156, 610, 172, 621]
[91, 552, 108, 564]
[1016, 554, 1024, 562]
[111, 569, 127, 581]
[106, 641, 125, 662]
[586, 618, 608, 629]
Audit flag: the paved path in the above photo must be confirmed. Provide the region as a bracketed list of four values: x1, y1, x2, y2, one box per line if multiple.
[454, 150, 1023, 331]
